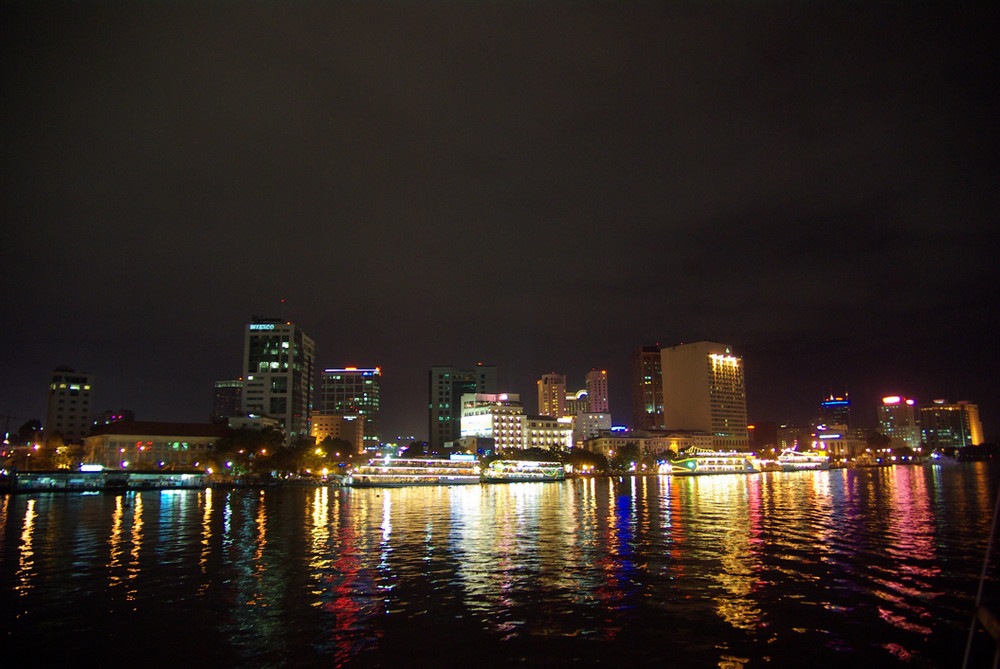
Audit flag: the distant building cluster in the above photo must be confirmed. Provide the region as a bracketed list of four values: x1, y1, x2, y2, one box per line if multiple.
[8, 328, 989, 475]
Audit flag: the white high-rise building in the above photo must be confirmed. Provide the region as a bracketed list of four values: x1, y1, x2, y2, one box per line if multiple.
[241, 318, 315, 445]
[660, 341, 749, 450]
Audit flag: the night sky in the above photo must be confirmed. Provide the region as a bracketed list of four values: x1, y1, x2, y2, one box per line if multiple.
[2, 3, 997, 442]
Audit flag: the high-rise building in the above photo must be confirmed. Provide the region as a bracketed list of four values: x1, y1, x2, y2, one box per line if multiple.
[585, 370, 609, 414]
[537, 373, 567, 417]
[460, 393, 525, 451]
[319, 367, 381, 449]
[631, 345, 663, 430]
[878, 396, 921, 450]
[429, 364, 497, 449]
[818, 394, 851, 429]
[241, 317, 315, 445]
[920, 399, 983, 449]
[565, 389, 590, 416]
[660, 341, 749, 450]
[213, 379, 244, 423]
[45, 367, 94, 443]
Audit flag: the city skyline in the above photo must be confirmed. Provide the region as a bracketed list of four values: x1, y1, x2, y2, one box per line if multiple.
[2, 4, 997, 442]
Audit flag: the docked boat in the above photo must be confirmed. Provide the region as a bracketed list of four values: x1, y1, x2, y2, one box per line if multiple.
[777, 448, 830, 472]
[346, 457, 481, 487]
[664, 448, 759, 476]
[481, 460, 565, 483]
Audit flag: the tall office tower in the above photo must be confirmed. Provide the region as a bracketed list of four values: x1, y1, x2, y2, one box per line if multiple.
[878, 396, 921, 450]
[45, 367, 94, 443]
[537, 373, 567, 417]
[660, 341, 749, 450]
[460, 393, 525, 451]
[241, 317, 315, 445]
[213, 379, 244, 422]
[920, 399, 984, 449]
[585, 370, 610, 413]
[631, 345, 664, 430]
[429, 364, 497, 449]
[818, 394, 851, 428]
[319, 367, 381, 449]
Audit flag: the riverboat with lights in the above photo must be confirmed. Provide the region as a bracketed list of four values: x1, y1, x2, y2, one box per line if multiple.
[664, 448, 759, 476]
[777, 448, 830, 472]
[481, 460, 565, 483]
[346, 457, 481, 487]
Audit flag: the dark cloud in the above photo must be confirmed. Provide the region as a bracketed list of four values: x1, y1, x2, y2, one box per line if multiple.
[2, 3, 997, 439]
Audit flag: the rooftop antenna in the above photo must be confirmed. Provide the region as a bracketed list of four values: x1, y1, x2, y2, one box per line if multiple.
[280, 298, 286, 322]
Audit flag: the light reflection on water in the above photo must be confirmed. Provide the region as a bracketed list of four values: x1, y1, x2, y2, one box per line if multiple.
[1, 463, 999, 667]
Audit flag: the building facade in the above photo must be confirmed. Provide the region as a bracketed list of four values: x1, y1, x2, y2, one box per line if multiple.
[660, 341, 749, 450]
[574, 412, 611, 443]
[45, 367, 94, 444]
[631, 345, 664, 430]
[878, 396, 921, 450]
[213, 379, 244, 423]
[311, 413, 365, 454]
[459, 393, 524, 451]
[817, 394, 851, 429]
[428, 364, 497, 448]
[319, 367, 381, 449]
[537, 373, 567, 418]
[523, 415, 574, 451]
[585, 370, 610, 413]
[585, 429, 713, 459]
[920, 399, 983, 449]
[84, 421, 227, 470]
[240, 318, 315, 445]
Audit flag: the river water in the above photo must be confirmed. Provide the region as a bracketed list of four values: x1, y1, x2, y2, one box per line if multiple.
[2, 463, 998, 667]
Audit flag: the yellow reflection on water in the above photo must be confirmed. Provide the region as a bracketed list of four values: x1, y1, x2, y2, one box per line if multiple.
[109, 495, 125, 587]
[200, 487, 213, 573]
[677, 474, 763, 631]
[0, 494, 8, 550]
[126, 494, 144, 602]
[16, 498, 36, 599]
[310, 486, 330, 569]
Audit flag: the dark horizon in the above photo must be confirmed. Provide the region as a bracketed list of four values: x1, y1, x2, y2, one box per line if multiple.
[2, 3, 997, 442]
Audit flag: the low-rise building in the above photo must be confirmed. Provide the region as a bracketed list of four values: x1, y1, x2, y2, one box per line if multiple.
[84, 421, 228, 470]
[584, 429, 713, 459]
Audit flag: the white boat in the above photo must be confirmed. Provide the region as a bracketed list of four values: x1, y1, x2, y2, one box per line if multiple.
[346, 457, 481, 487]
[482, 460, 565, 483]
[664, 448, 759, 476]
[777, 448, 830, 472]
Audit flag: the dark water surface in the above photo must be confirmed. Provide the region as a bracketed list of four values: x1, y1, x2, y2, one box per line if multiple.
[3, 463, 998, 667]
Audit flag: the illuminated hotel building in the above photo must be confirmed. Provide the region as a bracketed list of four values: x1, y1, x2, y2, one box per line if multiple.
[45, 367, 94, 443]
[920, 399, 983, 449]
[585, 369, 609, 413]
[523, 415, 574, 450]
[429, 364, 497, 449]
[878, 396, 921, 450]
[631, 345, 664, 430]
[241, 318, 315, 445]
[460, 393, 525, 451]
[660, 341, 749, 450]
[319, 367, 381, 449]
[537, 373, 567, 417]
